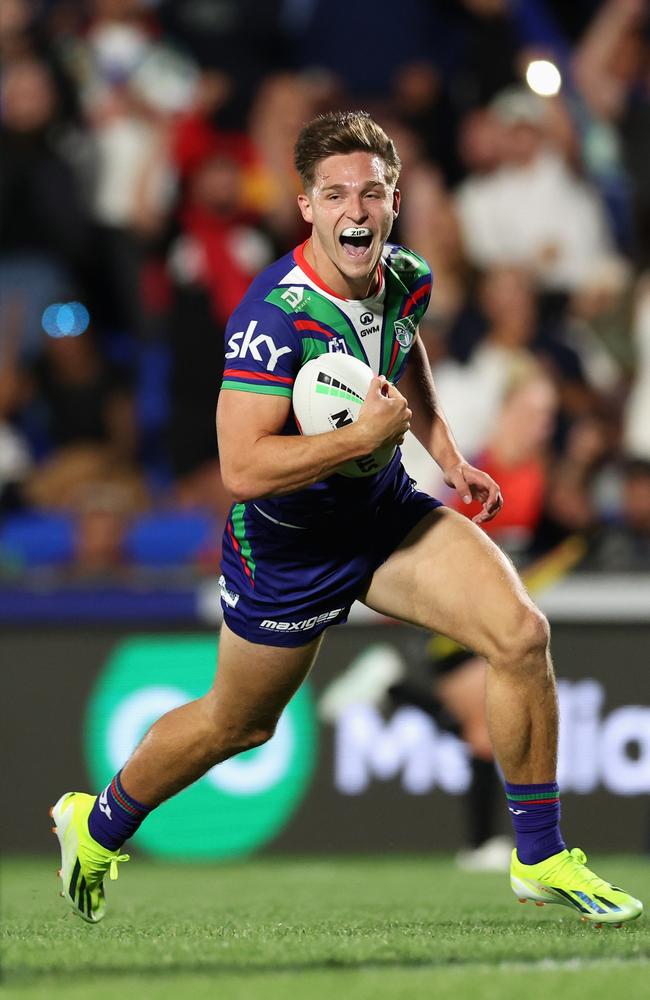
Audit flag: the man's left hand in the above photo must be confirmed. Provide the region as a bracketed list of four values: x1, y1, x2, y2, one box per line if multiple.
[443, 462, 504, 525]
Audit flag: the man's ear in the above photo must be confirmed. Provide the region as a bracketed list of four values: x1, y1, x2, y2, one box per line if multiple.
[297, 193, 313, 224]
[392, 187, 401, 219]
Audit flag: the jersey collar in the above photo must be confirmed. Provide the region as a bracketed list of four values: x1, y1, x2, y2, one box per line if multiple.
[294, 240, 384, 302]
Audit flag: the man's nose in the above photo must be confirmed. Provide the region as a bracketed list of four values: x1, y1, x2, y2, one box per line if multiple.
[346, 196, 367, 222]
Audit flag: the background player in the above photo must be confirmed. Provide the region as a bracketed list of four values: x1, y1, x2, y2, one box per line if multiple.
[52, 111, 642, 928]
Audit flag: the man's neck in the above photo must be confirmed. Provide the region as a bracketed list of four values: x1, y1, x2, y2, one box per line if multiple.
[302, 239, 380, 300]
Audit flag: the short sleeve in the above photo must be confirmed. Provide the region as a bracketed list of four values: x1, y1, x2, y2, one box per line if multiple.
[221, 299, 301, 398]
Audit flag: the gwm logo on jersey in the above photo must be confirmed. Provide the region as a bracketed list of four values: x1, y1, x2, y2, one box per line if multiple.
[226, 320, 292, 372]
[84, 636, 317, 859]
[394, 316, 417, 349]
[359, 311, 380, 338]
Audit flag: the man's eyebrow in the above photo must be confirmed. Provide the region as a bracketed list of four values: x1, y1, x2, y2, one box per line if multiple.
[320, 180, 387, 192]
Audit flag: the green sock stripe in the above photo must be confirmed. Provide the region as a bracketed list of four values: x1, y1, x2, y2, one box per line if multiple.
[506, 791, 560, 802]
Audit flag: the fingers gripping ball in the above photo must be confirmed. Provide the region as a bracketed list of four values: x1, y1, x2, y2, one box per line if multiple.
[292, 354, 396, 477]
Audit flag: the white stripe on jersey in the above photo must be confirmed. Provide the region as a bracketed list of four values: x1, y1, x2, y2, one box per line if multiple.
[279, 265, 387, 373]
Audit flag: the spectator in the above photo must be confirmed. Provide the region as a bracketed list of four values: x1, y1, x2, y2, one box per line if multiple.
[20, 329, 149, 575]
[0, 57, 89, 362]
[624, 277, 650, 460]
[158, 0, 288, 129]
[30, 327, 136, 459]
[580, 457, 650, 573]
[573, 0, 650, 268]
[564, 257, 634, 399]
[541, 414, 616, 545]
[386, 120, 468, 329]
[433, 267, 541, 461]
[455, 86, 617, 294]
[0, 349, 31, 513]
[165, 138, 273, 487]
[452, 365, 559, 556]
[457, 106, 506, 179]
[60, 0, 199, 336]
[247, 72, 325, 251]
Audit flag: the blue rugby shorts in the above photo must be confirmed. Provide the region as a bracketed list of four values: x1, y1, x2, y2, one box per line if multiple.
[219, 465, 442, 647]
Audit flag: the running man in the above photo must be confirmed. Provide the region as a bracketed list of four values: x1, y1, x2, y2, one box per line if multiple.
[53, 111, 642, 928]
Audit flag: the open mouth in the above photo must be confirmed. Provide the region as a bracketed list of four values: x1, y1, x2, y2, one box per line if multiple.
[339, 227, 373, 259]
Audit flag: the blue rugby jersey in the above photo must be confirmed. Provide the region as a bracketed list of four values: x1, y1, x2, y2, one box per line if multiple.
[220, 240, 432, 527]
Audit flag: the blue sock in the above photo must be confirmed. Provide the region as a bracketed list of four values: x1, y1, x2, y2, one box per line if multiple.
[87, 771, 150, 851]
[505, 781, 566, 865]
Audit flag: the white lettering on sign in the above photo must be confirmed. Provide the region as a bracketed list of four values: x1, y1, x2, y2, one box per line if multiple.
[334, 679, 650, 797]
[335, 705, 470, 795]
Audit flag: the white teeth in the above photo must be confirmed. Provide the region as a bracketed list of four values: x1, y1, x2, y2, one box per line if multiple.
[341, 227, 372, 238]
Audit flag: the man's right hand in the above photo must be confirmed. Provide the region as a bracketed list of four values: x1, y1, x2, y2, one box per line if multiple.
[356, 375, 412, 451]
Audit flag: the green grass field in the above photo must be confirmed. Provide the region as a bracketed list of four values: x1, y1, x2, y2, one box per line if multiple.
[2, 855, 648, 1000]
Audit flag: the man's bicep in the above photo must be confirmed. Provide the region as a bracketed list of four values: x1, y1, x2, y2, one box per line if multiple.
[217, 388, 292, 469]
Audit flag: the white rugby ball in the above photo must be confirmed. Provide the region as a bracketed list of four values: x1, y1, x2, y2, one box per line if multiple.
[292, 353, 396, 478]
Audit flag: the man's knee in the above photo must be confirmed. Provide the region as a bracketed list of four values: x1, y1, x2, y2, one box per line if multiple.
[236, 720, 278, 752]
[490, 603, 550, 670]
[216, 716, 278, 757]
[201, 693, 278, 758]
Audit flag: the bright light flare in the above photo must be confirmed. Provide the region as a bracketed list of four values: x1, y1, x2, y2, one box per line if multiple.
[526, 59, 562, 97]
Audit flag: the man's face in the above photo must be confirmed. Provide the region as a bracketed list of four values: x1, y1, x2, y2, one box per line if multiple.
[297, 151, 400, 298]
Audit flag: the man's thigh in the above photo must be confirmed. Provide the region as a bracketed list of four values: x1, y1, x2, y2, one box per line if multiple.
[360, 506, 539, 658]
[208, 622, 323, 729]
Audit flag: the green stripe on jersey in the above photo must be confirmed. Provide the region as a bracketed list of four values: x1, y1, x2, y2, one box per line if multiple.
[299, 336, 329, 365]
[265, 287, 366, 363]
[221, 381, 292, 397]
[231, 503, 256, 579]
[381, 268, 410, 376]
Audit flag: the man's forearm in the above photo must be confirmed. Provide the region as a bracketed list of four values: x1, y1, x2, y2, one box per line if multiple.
[401, 336, 464, 471]
[226, 423, 373, 501]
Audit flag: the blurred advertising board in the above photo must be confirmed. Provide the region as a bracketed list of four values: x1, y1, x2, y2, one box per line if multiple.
[2, 623, 649, 857]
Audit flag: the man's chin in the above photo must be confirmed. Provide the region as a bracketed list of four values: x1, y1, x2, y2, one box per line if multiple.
[337, 249, 377, 277]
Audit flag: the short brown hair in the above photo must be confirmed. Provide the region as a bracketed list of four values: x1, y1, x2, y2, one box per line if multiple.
[294, 110, 401, 191]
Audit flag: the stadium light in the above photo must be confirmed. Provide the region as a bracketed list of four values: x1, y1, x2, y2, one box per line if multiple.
[525, 59, 562, 97]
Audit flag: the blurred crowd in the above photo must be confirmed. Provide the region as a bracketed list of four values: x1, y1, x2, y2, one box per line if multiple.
[1, 0, 650, 577]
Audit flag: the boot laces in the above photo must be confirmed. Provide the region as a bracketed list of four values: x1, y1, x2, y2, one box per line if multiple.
[108, 854, 130, 881]
[84, 844, 130, 884]
[550, 848, 605, 891]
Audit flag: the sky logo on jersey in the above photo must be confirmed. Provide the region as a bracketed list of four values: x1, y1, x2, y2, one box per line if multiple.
[226, 320, 292, 372]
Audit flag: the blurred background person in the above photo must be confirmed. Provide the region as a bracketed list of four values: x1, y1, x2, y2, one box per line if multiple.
[0, 57, 89, 364]
[456, 85, 617, 302]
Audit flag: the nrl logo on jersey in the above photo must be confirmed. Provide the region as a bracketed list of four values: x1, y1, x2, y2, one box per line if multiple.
[394, 315, 417, 349]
